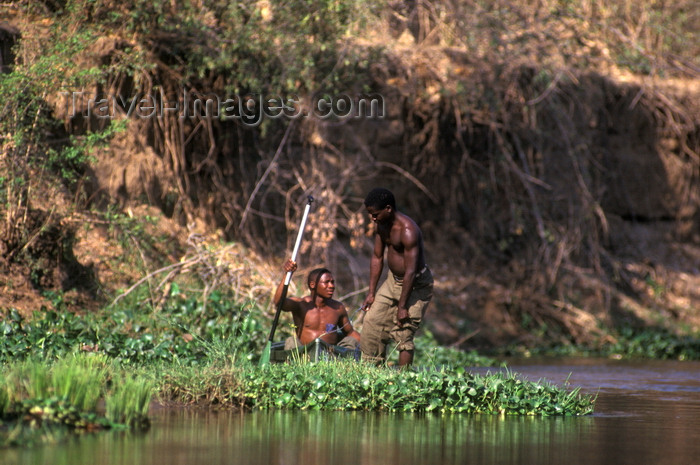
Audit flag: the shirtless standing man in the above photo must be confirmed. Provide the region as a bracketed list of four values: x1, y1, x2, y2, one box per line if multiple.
[273, 259, 361, 350]
[360, 187, 434, 367]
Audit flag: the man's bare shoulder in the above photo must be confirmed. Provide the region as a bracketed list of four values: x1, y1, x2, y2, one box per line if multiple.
[396, 211, 422, 244]
[325, 299, 346, 312]
[397, 211, 420, 231]
[295, 296, 314, 307]
[286, 295, 307, 304]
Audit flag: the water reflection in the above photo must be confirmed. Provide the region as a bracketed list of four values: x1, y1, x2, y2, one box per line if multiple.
[217, 410, 595, 465]
[3, 409, 598, 465]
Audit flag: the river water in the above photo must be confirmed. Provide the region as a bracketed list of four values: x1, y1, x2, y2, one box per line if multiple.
[3, 358, 700, 465]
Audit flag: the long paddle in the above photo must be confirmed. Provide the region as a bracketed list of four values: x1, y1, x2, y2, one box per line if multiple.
[259, 195, 314, 365]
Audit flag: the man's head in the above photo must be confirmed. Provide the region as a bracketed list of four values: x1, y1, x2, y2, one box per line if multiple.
[307, 267, 335, 299]
[307, 267, 332, 290]
[364, 187, 395, 224]
[364, 188, 396, 210]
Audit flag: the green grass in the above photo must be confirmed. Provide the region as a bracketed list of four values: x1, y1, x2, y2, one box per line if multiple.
[0, 354, 153, 448]
[51, 354, 109, 412]
[105, 375, 153, 429]
[0, 353, 594, 449]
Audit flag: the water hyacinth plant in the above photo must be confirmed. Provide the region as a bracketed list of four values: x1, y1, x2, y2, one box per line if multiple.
[0, 294, 269, 366]
[242, 360, 595, 416]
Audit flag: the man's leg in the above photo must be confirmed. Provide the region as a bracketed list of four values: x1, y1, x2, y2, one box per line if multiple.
[359, 314, 388, 364]
[398, 349, 414, 367]
[360, 279, 395, 365]
[284, 335, 303, 350]
[391, 269, 434, 367]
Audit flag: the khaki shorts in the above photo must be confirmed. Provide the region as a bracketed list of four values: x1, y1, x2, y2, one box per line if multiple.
[360, 266, 433, 364]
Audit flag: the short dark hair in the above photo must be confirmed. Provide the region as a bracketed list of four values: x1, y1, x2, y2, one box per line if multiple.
[364, 188, 396, 210]
[307, 267, 332, 290]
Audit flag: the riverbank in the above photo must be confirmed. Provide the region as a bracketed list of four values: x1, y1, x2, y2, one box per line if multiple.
[4, 286, 699, 449]
[6, 357, 700, 465]
[0, 352, 594, 449]
[0, 293, 596, 448]
[5, 288, 699, 449]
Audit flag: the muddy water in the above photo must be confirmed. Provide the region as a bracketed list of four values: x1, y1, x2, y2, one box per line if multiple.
[3, 358, 700, 465]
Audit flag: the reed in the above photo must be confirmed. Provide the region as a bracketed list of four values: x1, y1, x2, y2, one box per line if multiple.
[51, 353, 109, 412]
[19, 359, 52, 401]
[152, 350, 253, 409]
[0, 354, 154, 449]
[105, 375, 153, 429]
[0, 377, 9, 418]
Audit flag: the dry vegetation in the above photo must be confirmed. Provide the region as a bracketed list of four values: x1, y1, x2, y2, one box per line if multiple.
[0, 0, 698, 350]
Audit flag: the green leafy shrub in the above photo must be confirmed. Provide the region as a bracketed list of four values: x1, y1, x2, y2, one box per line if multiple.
[0, 290, 269, 365]
[603, 327, 700, 360]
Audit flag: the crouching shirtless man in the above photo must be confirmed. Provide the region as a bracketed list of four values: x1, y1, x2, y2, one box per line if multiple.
[273, 259, 361, 351]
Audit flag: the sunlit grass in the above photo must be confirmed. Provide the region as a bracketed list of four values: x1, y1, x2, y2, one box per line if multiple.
[0, 354, 154, 448]
[151, 362, 245, 407]
[0, 377, 9, 418]
[105, 375, 153, 429]
[51, 353, 109, 412]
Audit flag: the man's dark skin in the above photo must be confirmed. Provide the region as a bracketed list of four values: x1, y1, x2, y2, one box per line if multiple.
[274, 259, 361, 347]
[361, 202, 427, 366]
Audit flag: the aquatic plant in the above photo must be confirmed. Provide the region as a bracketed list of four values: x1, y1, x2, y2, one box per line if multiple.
[503, 326, 700, 361]
[18, 359, 52, 401]
[0, 354, 154, 448]
[603, 327, 700, 361]
[410, 330, 500, 368]
[241, 360, 594, 416]
[154, 362, 246, 407]
[3, 354, 109, 413]
[0, 378, 9, 418]
[105, 376, 153, 430]
[50, 354, 110, 412]
[0, 291, 269, 366]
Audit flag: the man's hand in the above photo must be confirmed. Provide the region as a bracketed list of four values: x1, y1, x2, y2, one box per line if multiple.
[284, 259, 297, 273]
[361, 294, 375, 312]
[397, 307, 409, 326]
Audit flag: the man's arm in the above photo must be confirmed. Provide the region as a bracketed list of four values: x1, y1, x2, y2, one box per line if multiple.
[396, 224, 421, 325]
[273, 259, 302, 312]
[338, 307, 361, 342]
[362, 233, 385, 310]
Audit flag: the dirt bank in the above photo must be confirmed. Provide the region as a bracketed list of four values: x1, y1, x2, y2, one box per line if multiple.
[1, 2, 698, 350]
